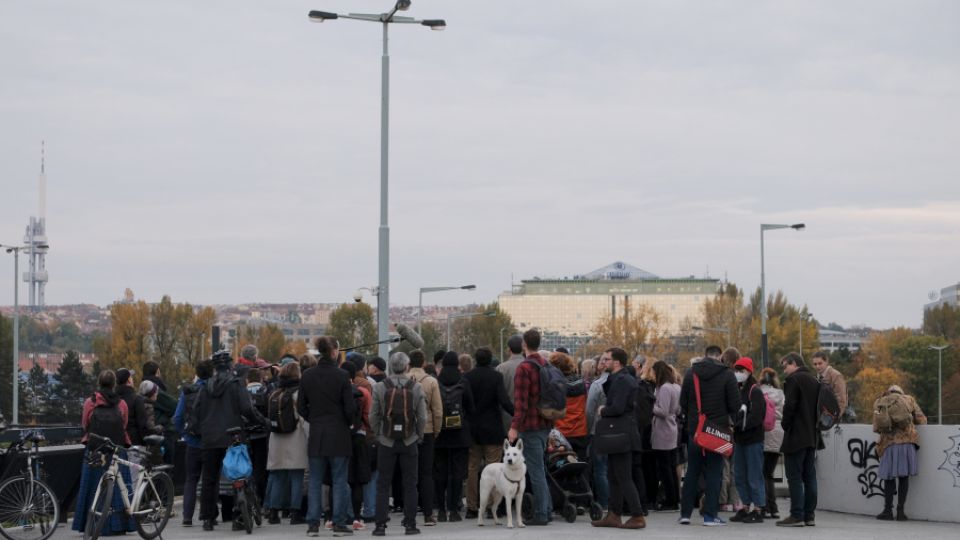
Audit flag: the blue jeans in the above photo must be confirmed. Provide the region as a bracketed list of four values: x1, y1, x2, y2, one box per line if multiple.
[307, 456, 349, 526]
[266, 469, 305, 510]
[591, 449, 610, 508]
[361, 470, 378, 519]
[680, 440, 724, 520]
[784, 448, 817, 520]
[733, 442, 765, 507]
[520, 429, 551, 521]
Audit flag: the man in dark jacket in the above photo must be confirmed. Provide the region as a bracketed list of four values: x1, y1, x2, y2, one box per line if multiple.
[195, 353, 270, 531]
[678, 345, 740, 526]
[591, 347, 645, 529]
[463, 347, 514, 518]
[298, 337, 357, 537]
[116, 368, 152, 446]
[776, 352, 821, 527]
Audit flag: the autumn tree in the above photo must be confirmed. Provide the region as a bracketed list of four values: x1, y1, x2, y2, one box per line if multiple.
[99, 300, 151, 371]
[893, 335, 957, 424]
[282, 339, 308, 359]
[851, 366, 906, 421]
[257, 324, 287, 363]
[941, 371, 960, 424]
[448, 303, 516, 357]
[588, 301, 672, 360]
[923, 303, 960, 340]
[328, 303, 378, 355]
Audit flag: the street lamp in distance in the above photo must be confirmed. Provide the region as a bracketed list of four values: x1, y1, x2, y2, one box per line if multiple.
[760, 222, 805, 368]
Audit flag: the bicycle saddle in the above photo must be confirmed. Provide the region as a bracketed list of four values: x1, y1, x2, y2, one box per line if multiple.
[143, 434, 165, 446]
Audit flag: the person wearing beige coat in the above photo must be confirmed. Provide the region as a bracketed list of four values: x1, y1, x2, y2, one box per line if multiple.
[408, 350, 443, 525]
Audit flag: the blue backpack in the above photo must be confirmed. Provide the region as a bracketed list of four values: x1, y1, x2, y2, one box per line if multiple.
[222, 443, 252, 480]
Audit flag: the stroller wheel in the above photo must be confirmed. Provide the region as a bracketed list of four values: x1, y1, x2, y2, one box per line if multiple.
[562, 503, 577, 523]
[589, 502, 604, 521]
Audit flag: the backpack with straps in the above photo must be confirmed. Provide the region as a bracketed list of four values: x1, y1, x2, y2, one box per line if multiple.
[267, 387, 299, 434]
[874, 393, 912, 434]
[440, 381, 465, 430]
[88, 396, 126, 452]
[524, 358, 568, 420]
[383, 378, 417, 440]
[750, 385, 777, 432]
[181, 382, 203, 438]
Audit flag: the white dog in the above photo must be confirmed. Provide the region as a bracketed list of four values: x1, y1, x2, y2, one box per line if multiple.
[477, 439, 526, 528]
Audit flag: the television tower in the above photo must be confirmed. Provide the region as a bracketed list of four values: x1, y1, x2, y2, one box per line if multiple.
[23, 142, 49, 308]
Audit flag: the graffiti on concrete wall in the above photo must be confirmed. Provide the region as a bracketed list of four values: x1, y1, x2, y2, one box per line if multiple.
[939, 431, 960, 488]
[847, 437, 884, 498]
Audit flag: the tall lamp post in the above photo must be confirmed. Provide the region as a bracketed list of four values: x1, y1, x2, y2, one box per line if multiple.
[692, 325, 731, 347]
[418, 285, 475, 335]
[2, 243, 45, 425]
[309, 1, 446, 360]
[446, 311, 495, 351]
[928, 344, 950, 424]
[760, 223, 805, 368]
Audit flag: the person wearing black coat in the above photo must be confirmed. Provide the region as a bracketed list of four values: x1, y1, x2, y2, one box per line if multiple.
[195, 356, 270, 531]
[116, 368, 152, 446]
[730, 357, 767, 524]
[591, 348, 646, 529]
[462, 347, 514, 517]
[433, 351, 476, 522]
[298, 337, 357, 536]
[776, 352, 822, 527]
[677, 346, 740, 526]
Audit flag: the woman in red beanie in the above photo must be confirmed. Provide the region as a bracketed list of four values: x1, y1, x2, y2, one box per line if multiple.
[729, 357, 769, 524]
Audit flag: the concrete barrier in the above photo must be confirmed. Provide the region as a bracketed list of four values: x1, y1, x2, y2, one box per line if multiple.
[817, 423, 960, 523]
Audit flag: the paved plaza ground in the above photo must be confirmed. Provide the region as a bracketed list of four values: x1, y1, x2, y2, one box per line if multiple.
[49, 498, 958, 540]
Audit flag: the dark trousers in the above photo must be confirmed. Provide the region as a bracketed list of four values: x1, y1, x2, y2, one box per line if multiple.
[608, 451, 642, 518]
[376, 441, 419, 527]
[640, 451, 657, 507]
[417, 434, 436, 517]
[250, 437, 269, 503]
[883, 477, 909, 512]
[434, 447, 468, 513]
[653, 449, 679, 506]
[628, 451, 648, 511]
[783, 448, 817, 520]
[680, 442, 724, 519]
[182, 445, 204, 521]
[762, 452, 780, 513]
[200, 447, 228, 521]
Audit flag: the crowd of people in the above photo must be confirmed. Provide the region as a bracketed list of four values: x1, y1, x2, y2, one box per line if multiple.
[67, 329, 930, 536]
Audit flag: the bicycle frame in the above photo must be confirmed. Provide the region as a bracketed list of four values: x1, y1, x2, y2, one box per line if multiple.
[91, 448, 163, 519]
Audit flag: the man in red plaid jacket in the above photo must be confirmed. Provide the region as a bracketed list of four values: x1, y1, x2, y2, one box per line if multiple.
[507, 328, 553, 525]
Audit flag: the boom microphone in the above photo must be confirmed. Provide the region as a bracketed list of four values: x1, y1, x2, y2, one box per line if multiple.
[395, 323, 424, 349]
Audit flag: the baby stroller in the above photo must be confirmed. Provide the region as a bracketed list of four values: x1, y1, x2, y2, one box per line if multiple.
[546, 450, 603, 523]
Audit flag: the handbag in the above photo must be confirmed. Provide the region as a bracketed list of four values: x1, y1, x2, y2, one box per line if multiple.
[594, 414, 634, 455]
[222, 443, 253, 481]
[692, 374, 734, 457]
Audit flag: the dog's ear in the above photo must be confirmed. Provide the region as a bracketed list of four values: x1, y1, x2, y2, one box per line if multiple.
[516, 438, 524, 452]
[503, 439, 510, 453]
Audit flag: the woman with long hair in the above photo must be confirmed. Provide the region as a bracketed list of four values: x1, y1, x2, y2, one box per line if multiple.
[651, 361, 681, 510]
[758, 367, 784, 519]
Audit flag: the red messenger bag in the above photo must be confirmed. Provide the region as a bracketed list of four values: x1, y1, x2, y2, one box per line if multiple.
[692, 374, 734, 457]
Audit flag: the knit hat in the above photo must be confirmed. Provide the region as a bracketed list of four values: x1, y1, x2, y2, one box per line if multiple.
[341, 361, 357, 380]
[116, 368, 134, 385]
[369, 356, 387, 373]
[441, 351, 460, 368]
[240, 344, 258, 362]
[279, 354, 298, 366]
[733, 357, 754, 374]
[346, 352, 366, 369]
[138, 380, 158, 397]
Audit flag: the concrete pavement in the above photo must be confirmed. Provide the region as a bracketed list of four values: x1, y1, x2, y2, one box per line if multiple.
[51, 499, 958, 540]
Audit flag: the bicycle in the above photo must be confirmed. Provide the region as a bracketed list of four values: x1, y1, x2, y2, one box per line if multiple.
[225, 427, 262, 535]
[0, 429, 59, 540]
[83, 434, 173, 540]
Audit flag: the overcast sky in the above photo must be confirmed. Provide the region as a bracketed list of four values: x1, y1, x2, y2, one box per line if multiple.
[1, 0, 958, 329]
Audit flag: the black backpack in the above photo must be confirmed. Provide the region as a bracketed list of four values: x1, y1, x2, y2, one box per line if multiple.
[88, 397, 126, 452]
[524, 359, 568, 420]
[816, 380, 841, 431]
[267, 387, 299, 434]
[439, 381, 465, 430]
[181, 383, 203, 438]
[383, 378, 417, 440]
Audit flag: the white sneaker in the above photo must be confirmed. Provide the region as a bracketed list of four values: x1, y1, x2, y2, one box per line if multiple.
[352, 520, 366, 531]
[324, 521, 333, 530]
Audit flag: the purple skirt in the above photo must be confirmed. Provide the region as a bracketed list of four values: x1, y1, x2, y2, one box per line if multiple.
[878, 443, 918, 480]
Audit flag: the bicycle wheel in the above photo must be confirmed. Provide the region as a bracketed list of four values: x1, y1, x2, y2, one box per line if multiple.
[133, 472, 173, 540]
[236, 491, 252, 535]
[246, 484, 262, 527]
[85, 476, 114, 540]
[0, 476, 60, 540]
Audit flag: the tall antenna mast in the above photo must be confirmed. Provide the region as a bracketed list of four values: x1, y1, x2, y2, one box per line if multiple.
[39, 140, 46, 221]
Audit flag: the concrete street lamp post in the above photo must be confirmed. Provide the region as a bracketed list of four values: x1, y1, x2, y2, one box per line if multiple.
[760, 223, 804, 368]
